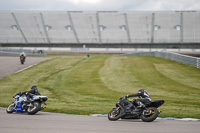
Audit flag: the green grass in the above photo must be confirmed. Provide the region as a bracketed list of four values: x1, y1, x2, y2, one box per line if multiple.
[0, 54, 200, 118]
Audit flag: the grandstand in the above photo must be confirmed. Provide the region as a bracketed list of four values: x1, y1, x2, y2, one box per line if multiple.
[0, 11, 200, 48]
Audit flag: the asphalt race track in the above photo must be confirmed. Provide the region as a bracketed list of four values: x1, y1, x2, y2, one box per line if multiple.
[1, 108, 200, 133]
[0, 57, 200, 133]
[0, 57, 50, 79]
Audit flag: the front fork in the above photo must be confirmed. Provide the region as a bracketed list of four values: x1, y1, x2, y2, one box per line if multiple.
[117, 103, 126, 116]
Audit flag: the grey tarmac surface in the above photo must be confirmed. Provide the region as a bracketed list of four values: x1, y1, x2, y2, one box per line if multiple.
[0, 108, 200, 133]
[0, 56, 50, 79]
[0, 57, 200, 133]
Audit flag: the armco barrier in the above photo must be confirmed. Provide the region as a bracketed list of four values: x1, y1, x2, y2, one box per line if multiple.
[116, 51, 200, 69]
[0, 47, 46, 57]
[0, 51, 45, 57]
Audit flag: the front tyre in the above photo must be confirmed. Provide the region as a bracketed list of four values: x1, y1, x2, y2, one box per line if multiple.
[27, 101, 41, 115]
[6, 103, 15, 113]
[140, 107, 159, 122]
[108, 108, 122, 121]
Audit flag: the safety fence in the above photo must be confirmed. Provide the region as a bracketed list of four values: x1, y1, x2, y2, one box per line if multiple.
[0, 47, 45, 57]
[116, 51, 200, 69]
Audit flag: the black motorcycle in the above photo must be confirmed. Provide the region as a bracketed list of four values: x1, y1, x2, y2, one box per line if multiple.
[108, 97, 164, 122]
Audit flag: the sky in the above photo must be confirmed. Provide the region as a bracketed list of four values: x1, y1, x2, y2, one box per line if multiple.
[0, 0, 199, 11]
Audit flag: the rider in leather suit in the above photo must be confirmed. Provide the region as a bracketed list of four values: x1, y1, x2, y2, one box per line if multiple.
[16, 86, 41, 103]
[19, 52, 26, 60]
[124, 88, 151, 110]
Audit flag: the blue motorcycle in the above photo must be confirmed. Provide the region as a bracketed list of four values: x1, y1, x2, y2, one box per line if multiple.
[6, 94, 48, 115]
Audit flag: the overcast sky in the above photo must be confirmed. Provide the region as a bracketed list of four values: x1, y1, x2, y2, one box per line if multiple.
[0, 0, 199, 11]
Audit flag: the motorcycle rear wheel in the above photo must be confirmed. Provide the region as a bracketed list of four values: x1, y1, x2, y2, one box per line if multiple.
[108, 108, 122, 121]
[140, 107, 159, 122]
[27, 101, 41, 115]
[6, 103, 15, 113]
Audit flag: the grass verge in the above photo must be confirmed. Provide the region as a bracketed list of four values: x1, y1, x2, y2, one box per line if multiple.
[0, 54, 200, 118]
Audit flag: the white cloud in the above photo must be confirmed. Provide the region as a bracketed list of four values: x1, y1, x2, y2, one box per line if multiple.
[68, 0, 100, 5]
[0, 0, 199, 11]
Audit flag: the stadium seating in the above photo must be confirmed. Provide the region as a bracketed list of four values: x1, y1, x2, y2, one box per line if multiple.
[0, 11, 199, 46]
[126, 12, 152, 43]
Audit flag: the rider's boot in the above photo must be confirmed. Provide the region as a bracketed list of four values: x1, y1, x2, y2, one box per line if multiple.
[136, 101, 145, 109]
[24, 97, 33, 103]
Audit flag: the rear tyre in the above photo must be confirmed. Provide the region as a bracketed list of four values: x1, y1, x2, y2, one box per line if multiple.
[108, 108, 122, 121]
[140, 107, 159, 122]
[27, 101, 41, 115]
[6, 103, 15, 113]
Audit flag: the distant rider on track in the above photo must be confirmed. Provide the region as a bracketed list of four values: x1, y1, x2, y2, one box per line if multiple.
[19, 52, 26, 64]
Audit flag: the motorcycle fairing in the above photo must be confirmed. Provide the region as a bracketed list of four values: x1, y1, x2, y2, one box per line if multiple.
[13, 96, 26, 112]
[145, 100, 164, 108]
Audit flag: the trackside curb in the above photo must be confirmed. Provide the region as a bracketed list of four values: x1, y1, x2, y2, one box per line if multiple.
[91, 114, 200, 121]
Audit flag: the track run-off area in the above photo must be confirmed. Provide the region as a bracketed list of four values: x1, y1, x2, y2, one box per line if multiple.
[0, 57, 200, 133]
[0, 107, 200, 133]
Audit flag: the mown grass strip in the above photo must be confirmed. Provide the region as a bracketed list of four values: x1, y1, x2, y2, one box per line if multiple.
[0, 55, 200, 118]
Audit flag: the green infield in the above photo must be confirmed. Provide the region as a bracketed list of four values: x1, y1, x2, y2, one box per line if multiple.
[0, 54, 200, 118]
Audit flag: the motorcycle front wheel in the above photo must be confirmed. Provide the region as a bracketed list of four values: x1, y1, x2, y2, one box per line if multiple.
[27, 101, 41, 115]
[108, 108, 122, 121]
[140, 107, 159, 122]
[6, 103, 15, 113]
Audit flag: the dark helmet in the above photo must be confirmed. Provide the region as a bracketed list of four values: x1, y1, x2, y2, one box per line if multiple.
[138, 88, 147, 95]
[138, 88, 151, 98]
[31, 85, 38, 93]
[138, 88, 146, 93]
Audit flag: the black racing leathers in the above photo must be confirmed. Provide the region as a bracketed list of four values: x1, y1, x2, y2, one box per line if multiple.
[16, 90, 41, 102]
[127, 90, 151, 107]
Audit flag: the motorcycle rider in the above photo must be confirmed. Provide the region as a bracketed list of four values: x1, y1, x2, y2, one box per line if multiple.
[123, 88, 151, 110]
[19, 52, 26, 61]
[20, 51, 26, 58]
[16, 86, 41, 103]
